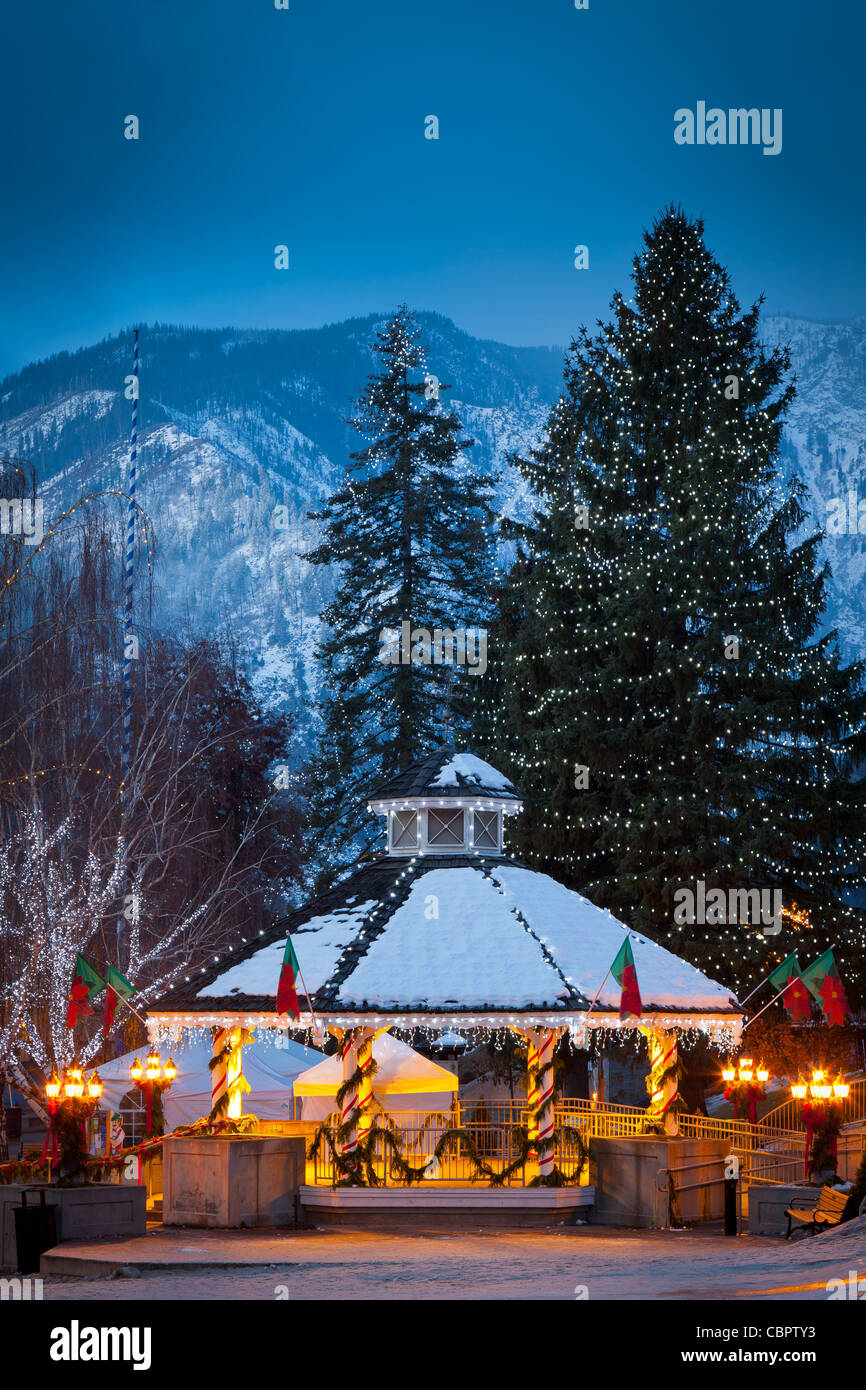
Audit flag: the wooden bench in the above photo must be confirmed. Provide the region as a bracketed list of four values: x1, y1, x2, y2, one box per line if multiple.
[785, 1185, 848, 1238]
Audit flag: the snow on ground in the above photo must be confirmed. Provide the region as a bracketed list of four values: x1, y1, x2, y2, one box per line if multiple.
[39, 1222, 866, 1301]
[491, 865, 736, 1012]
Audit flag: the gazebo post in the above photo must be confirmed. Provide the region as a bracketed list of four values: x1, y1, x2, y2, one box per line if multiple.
[210, 1027, 228, 1121]
[226, 1028, 247, 1120]
[337, 1027, 376, 1165]
[536, 1028, 561, 1177]
[356, 1031, 375, 1141]
[523, 1028, 539, 1166]
[522, 1026, 560, 1178]
[338, 1030, 360, 1163]
[642, 1027, 679, 1136]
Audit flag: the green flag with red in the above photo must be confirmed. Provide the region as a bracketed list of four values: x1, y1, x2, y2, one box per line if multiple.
[276, 936, 301, 1020]
[610, 937, 642, 1021]
[767, 951, 811, 1023]
[65, 953, 106, 1029]
[800, 949, 850, 1026]
[103, 964, 136, 1035]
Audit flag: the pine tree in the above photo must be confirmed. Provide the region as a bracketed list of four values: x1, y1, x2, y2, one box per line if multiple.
[490, 208, 866, 998]
[305, 307, 495, 883]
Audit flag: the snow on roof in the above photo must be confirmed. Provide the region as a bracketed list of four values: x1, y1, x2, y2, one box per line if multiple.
[197, 899, 377, 1001]
[190, 862, 737, 1018]
[332, 868, 570, 1010]
[489, 865, 735, 1012]
[369, 746, 521, 803]
[430, 752, 516, 795]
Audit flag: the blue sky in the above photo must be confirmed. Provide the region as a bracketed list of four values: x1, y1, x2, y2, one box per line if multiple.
[1, 0, 863, 376]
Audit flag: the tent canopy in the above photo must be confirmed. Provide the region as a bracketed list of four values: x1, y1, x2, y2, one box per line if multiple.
[87, 1035, 321, 1128]
[294, 1031, 457, 1098]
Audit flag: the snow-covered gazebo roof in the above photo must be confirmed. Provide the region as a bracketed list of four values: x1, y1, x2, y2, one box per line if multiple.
[152, 750, 739, 1045]
[150, 749, 742, 1045]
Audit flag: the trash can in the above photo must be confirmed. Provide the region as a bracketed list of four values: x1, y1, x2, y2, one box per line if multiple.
[13, 1190, 57, 1274]
[4, 1107, 22, 1145]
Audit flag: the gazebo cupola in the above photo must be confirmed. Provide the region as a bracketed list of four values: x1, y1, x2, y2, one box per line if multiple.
[367, 746, 523, 857]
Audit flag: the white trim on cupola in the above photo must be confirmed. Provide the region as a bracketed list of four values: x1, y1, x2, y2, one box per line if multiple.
[370, 795, 520, 857]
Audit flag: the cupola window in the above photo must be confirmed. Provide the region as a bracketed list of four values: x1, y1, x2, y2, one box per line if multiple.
[472, 808, 500, 851]
[390, 809, 418, 851]
[425, 808, 465, 849]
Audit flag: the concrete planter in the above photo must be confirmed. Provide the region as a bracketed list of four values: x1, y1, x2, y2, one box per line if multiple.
[747, 1183, 817, 1237]
[589, 1135, 728, 1228]
[163, 1134, 305, 1228]
[0, 1183, 146, 1271]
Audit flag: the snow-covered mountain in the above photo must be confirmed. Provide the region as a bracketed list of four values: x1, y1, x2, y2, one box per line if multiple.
[770, 315, 866, 658]
[0, 314, 560, 757]
[1, 311, 863, 756]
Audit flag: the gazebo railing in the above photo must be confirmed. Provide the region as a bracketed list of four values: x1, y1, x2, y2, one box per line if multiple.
[308, 1097, 816, 1188]
[310, 1104, 588, 1186]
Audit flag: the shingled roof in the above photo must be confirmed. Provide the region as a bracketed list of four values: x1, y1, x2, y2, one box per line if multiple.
[368, 747, 522, 804]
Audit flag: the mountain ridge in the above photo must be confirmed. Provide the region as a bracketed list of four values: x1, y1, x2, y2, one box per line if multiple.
[2, 309, 864, 758]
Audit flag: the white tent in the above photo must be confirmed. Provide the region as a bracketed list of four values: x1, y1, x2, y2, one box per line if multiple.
[294, 1030, 458, 1122]
[87, 1036, 322, 1129]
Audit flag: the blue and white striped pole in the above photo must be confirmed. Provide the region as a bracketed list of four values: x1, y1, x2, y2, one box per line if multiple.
[122, 328, 138, 801]
[117, 329, 138, 996]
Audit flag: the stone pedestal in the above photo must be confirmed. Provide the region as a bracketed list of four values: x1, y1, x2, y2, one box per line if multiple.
[747, 1183, 816, 1237]
[0, 1184, 146, 1271]
[589, 1135, 728, 1228]
[162, 1135, 305, 1228]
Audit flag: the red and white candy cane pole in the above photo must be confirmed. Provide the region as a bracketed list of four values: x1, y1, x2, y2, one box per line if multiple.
[356, 1032, 375, 1141]
[210, 1027, 228, 1121]
[536, 1030, 558, 1177]
[525, 1029, 540, 1161]
[339, 1030, 361, 1163]
[226, 1028, 250, 1120]
[642, 1028, 679, 1136]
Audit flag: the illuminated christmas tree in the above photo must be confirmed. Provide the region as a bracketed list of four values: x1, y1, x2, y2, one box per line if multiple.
[486, 208, 866, 996]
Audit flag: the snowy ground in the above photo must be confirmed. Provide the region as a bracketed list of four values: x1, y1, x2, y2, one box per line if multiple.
[39, 1218, 866, 1301]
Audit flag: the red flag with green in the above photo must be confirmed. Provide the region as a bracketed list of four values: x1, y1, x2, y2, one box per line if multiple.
[65, 953, 106, 1029]
[767, 951, 811, 1023]
[276, 936, 301, 1020]
[610, 937, 642, 1021]
[103, 964, 136, 1035]
[800, 949, 850, 1026]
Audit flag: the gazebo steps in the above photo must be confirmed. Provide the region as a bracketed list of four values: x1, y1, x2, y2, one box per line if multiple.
[299, 1183, 595, 1230]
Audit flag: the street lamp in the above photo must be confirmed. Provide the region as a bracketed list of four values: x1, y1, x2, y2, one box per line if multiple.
[64, 1067, 84, 1100]
[722, 1056, 771, 1125]
[129, 1052, 176, 1137]
[791, 1069, 849, 1182]
[41, 1063, 102, 1182]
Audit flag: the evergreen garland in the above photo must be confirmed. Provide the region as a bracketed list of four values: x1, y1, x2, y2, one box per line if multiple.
[308, 1114, 588, 1188]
